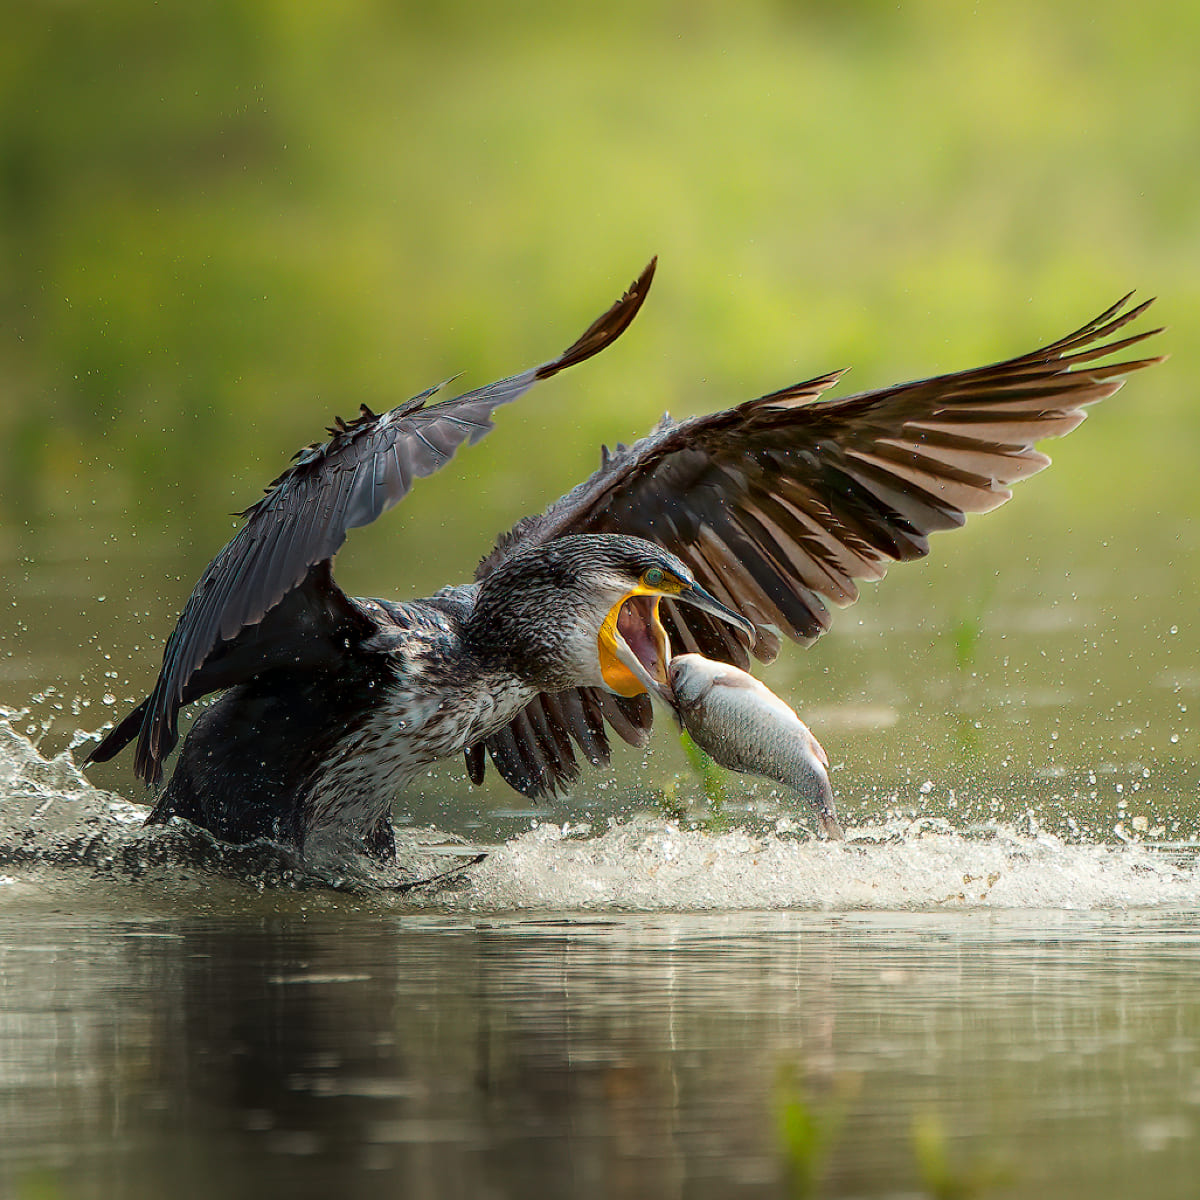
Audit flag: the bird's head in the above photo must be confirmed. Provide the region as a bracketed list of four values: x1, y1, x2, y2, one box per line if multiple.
[468, 534, 754, 698]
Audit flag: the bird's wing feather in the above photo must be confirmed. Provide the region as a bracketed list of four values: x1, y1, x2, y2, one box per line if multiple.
[473, 689, 652, 799]
[92, 260, 657, 785]
[470, 294, 1162, 797]
[86, 561, 375, 776]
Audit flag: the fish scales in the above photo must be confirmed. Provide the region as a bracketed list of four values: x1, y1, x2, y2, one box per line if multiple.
[667, 653, 844, 840]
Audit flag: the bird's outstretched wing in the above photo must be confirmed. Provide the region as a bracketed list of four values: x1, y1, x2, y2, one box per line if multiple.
[88, 260, 657, 785]
[472, 293, 1163, 798]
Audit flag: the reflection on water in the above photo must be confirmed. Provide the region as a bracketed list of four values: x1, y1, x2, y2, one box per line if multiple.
[1, 722, 1199, 1197]
[2, 905, 1199, 1199]
[2, 504, 1198, 1197]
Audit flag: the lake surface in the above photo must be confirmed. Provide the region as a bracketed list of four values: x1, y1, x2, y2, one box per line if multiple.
[2, 897, 1199, 1199]
[1, 702, 1198, 1198]
[1, 472, 1197, 1198]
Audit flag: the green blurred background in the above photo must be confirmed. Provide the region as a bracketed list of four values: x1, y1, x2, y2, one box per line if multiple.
[1, 0, 1196, 828]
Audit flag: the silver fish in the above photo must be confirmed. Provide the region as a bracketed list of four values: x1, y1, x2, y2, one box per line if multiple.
[667, 653, 844, 840]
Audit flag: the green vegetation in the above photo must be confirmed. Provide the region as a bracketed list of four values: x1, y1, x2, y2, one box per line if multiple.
[776, 1064, 852, 1197]
[679, 729, 729, 811]
[913, 1112, 1013, 1200]
[775, 1070, 1013, 1198]
[1, 0, 1194, 586]
[649, 733, 730, 827]
[12, 1171, 64, 1200]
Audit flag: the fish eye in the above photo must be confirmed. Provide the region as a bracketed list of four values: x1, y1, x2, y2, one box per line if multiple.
[643, 567, 666, 588]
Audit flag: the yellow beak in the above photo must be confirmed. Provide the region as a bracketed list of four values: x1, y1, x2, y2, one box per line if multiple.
[597, 577, 755, 698]
[598, 586, 670, 697]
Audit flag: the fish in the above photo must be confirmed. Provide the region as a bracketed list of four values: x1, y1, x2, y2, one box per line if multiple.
[666, 653, 844, 840]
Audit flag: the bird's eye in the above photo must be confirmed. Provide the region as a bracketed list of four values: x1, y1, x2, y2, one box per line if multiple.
[643, 567, 666, 588]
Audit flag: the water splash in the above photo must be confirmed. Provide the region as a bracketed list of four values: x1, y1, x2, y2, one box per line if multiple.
[457, 817, 1200, 911]
[1, 708, 1196, 909]
[0, 707, 473, 893]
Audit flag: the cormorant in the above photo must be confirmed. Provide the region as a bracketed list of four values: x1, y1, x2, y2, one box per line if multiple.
[85, 261, 1161, 863]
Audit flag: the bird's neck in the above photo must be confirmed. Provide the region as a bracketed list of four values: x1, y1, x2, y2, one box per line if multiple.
[462, 581, 581, 694]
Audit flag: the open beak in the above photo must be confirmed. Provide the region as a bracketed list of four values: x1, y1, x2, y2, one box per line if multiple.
[598, 589, 672, 699]
[598, 580, 756, 702]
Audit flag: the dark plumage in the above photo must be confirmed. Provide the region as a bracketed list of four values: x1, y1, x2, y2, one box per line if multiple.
[86, 262, 1161, 863]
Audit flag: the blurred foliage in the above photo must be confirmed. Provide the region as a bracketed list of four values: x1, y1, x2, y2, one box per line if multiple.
[679, 728, 729, 810]
[11, 1170, 65, 1200]
[2, 0, 1197, 813]
[1, 0, 1195, 581]
[912, 1111, 1013, 1199]
[775, 1063, 852, 1197]
[773, 1069, 1012, 1199]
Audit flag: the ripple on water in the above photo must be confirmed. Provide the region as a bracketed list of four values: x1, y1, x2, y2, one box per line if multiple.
[1, 708, 1197, 910]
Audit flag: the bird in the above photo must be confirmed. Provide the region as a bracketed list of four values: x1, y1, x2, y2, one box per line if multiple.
[84, 260, 1161, 865]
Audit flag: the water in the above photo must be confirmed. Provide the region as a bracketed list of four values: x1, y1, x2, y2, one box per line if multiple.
[2, 717, 1200, 1197]
[2, 901, 1199, 1199]
[2, 501, 1198, 1197]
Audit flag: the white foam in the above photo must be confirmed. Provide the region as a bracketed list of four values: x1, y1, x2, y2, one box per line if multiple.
[2, 709, 1196, 910]
[453, 817, 1200, 912]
